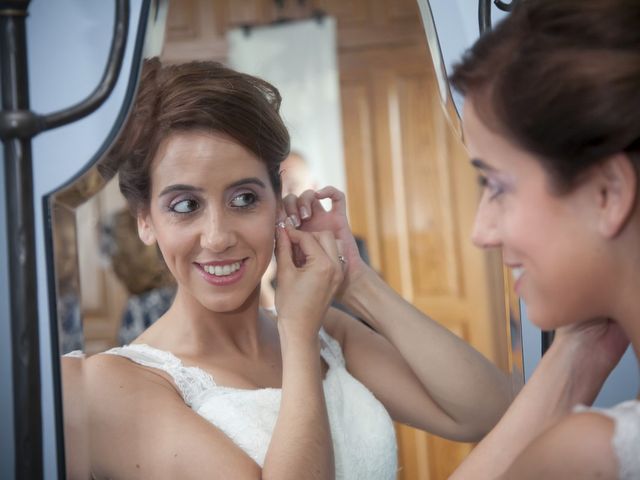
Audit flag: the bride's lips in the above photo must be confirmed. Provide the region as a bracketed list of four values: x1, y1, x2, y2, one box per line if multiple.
[195, 258, 247, 286]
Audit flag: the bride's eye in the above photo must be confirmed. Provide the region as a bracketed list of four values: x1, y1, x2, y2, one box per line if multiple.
[230, 192, 257, 209]
[170, 198, 199, 214]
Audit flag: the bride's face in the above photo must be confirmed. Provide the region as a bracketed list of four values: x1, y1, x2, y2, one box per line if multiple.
[137, 130, 279, 313]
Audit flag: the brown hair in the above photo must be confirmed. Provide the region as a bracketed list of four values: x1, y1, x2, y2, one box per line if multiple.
[450, 0, 640, 192]
[100, 58, 290, 212]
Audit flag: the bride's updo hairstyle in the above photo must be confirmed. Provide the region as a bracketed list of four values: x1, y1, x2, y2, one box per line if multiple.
[450, 0, 640, 193]
[100, 58, 290, 213]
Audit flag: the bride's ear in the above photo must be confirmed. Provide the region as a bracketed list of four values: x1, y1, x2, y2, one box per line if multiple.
[137, 211, 157, 246]
[595, 153, 638, 238]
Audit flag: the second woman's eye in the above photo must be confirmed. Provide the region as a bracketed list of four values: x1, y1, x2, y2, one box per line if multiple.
[230, 192, 257, 208]
[170, 198, 199, 214]
[477, 175, 504, 201]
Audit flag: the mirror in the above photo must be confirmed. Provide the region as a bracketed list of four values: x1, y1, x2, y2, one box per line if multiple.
[48, 1, 523, 478]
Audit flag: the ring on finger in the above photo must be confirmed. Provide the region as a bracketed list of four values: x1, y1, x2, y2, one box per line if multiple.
[338, 255, 347, 265]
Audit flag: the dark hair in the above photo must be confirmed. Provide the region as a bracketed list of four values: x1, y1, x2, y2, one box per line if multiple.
[100, 58, 290, 212]
[450, 0, 640, 192]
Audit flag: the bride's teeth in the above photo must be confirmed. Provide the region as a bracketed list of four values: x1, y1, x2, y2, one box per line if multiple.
[204, 262, 241, 276]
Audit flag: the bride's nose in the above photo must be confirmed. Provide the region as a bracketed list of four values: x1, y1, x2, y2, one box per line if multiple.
[200, 211, 238, 252]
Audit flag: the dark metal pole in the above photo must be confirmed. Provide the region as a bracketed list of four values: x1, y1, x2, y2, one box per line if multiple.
[0, 1, 42, 478]
[0, 0, 130, 476]
[479, 0, 492, 35]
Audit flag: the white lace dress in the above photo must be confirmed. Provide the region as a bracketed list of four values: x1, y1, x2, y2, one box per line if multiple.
[104, 328, 398, 479]
[574, 400, 640, 479]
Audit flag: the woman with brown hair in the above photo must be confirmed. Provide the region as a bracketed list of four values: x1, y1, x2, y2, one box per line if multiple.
[81, 58, 510, 479]
[287, 0, 639, 478]
[449, 1, 640, 477]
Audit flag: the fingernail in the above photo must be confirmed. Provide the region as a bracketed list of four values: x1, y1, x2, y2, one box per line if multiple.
[285, 217, 295, 228]
[289, 215, 301, 228]
[300, 206, 310, 219]
[276, 221, 286, 229]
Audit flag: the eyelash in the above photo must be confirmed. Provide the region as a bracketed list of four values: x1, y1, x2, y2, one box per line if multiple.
[478, 175, 504, 200]
[230, 191, 259, 209]
[167, 191, 259, 215]
[168, 197, 199, 215]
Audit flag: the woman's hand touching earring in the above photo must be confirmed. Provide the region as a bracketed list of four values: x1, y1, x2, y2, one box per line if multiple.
[281, 186, 367, 299]
[274, 222, 345, 342]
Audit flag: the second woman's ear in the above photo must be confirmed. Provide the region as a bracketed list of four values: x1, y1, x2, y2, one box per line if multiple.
[137, 212, 157, 246]
[595, 153, 638, 238]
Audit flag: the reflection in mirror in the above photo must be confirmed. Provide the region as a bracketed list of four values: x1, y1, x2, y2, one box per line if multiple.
[50, 1, 522, 478]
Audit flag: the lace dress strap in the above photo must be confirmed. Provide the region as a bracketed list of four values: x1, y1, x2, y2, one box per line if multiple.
[318, 328, 345, 368]
[575, 400, 640, 480]
[104, 344, 216, 407]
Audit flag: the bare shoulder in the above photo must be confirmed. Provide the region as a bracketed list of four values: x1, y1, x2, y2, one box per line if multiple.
[85, 352, 182, 407]
[504, 411, 617, 479]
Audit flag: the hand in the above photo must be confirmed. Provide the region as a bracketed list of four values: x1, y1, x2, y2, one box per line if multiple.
[553, 317, 629, 404]
[555, 317, 629, 368]
[281, 186, 367, 297]
[274, 222, 345, 341]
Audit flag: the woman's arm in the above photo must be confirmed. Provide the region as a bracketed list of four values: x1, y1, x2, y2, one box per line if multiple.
[499, 412, 617, 480]
[285, 187, 511, 440]
[335, 267, 511, 440]
[450, 319, 627, 479]
[264, 225, 345, 479]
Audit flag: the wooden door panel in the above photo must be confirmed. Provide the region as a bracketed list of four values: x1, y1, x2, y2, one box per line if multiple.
[340, 43, 507, 480]
[394, 72, 462, 299]
[340, 78, 383, 271]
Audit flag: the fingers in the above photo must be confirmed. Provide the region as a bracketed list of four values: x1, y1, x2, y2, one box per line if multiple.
[315, 186, 346, 214]
[274, 222, 294, 269]
[282, 190, 324, 227]
[285, 228, 343, 274]
[282, 185, 347, 226]
[311, 231, 339, 268]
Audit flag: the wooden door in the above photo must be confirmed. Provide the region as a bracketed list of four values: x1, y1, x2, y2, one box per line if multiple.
[340, 43, 508, 479]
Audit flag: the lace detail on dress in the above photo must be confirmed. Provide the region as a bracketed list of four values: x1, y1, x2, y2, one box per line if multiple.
[102, 329, 397, 479]
[319, 327, 345, 367]
[104, 344, 216, 406]
[574, 400, 640, 480]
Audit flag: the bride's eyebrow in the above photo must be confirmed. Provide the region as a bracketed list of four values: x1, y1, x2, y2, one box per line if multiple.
[158, 184, 204, 197]
[157, 178, 267, 197]
[226, 177, 267, 189]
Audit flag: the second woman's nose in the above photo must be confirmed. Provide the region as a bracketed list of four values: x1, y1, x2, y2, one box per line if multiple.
[471, 200, 501, 249]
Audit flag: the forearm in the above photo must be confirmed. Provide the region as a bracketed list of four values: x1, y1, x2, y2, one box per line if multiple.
[343, 266, 511, 435]
[262, 328, 334, 480]
[450, 336, 603, 479]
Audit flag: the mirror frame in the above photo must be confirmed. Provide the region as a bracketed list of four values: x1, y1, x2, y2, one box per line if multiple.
[42, 0, 168, 474]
